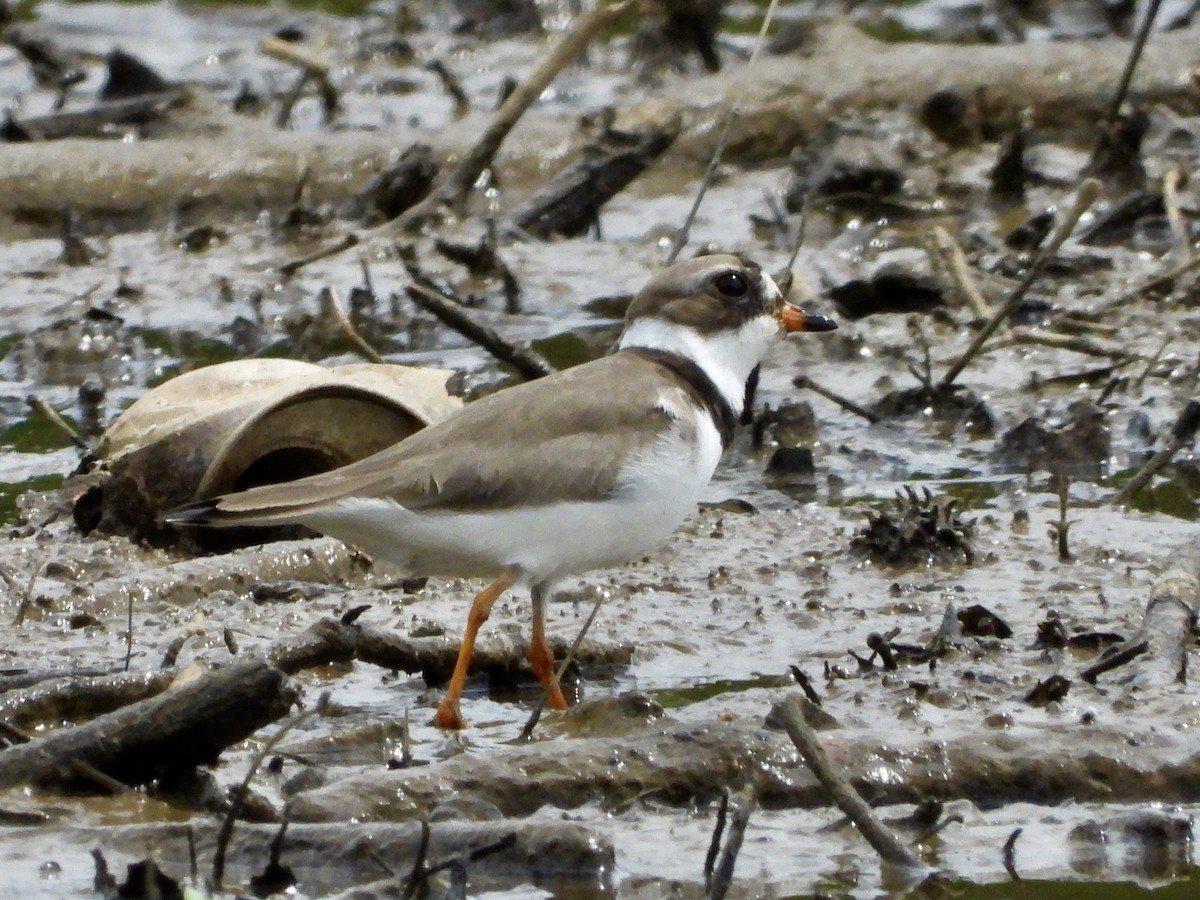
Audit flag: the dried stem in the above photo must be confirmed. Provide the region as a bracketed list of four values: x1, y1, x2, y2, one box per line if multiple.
[327, 287, 384, 363]
[939, 178, 1099, 388]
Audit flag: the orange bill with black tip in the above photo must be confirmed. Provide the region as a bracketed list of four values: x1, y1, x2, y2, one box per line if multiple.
[779, 304, 837, 333]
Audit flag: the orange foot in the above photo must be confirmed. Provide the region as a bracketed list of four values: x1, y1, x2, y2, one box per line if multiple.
[433, 698, 467, 730]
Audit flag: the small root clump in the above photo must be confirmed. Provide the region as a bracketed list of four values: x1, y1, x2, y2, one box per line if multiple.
[850, 486, 975, 567]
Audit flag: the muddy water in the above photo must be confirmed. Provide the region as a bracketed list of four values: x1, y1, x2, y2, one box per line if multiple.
[3, 1, 1200, 898]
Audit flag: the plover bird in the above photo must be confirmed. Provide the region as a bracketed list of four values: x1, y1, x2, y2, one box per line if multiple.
[167, 253, 836, 728]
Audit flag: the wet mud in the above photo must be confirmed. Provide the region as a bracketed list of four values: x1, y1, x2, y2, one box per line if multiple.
[3, 1, 1200, 898]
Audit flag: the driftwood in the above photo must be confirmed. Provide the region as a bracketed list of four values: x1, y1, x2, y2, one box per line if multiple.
[285, 702, 1200, 823]
[0, 668, 175, 731]
[3, 819, 612, 898]
[3, 22, 1199, 233]
[3, 91, 188, 142]
[0, 657, 297, 791]
[773, 695, 925, 871]
[1082, 569, 1198, 686]
[268, 615, 633, 683]
[507, 118, 680, 239]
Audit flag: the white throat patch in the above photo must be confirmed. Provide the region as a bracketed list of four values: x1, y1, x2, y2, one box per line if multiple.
[617, 314, 781, 414]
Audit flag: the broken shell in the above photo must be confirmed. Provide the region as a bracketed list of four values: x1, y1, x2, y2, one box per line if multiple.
[82, 359, 460, 549]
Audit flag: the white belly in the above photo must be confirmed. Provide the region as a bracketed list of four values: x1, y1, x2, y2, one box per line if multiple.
[297, 411, 724, 584]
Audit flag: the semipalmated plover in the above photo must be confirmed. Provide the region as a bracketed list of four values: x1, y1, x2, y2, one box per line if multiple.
[166, 253, 836, 728]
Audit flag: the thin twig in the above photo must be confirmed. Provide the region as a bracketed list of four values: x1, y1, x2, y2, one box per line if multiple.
[1100, 252, 1200, 311]
[794, 375, 881, 423]
[1112, 399, 1200, 505]
[326, 287, 384, 363]
[1099, 0, 1165, 130]
[703, 792, 730, 893]
[666, 0, 782, 263]
[212, 693, 323, 891]
[774, 695, 926, 870]
[939, 178, 1100, 388]
[25, 394, 89, 451]
[518, 589, 607, 740]
[1004, 327, 1134, 361]
[396, 0, 635, 231]
[278, 233, 360, 277]
[927, 225, 993, 318]
[124, 590, 134, 672]
[405, 280, 554, 381]
[11, 549, 49, 627]
[707, 788, 756, 900]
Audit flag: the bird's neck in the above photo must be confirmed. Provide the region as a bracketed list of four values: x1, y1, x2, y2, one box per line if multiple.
[617, 317, 773, 416]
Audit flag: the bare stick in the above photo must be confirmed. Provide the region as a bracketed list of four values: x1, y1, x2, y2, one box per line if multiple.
[774, 695, 925, 870]
[278, 233, 359, 277]
[794, 375, 881, 424]
[395, 0, 635, 231]
[1112, 399, 1200, 505]
[939, 179, 1099, 388]
[327, 287, 384, 363]
[405, 281, 554, 380]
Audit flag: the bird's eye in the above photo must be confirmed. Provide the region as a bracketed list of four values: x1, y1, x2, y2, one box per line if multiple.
[713, 271, 749, 298]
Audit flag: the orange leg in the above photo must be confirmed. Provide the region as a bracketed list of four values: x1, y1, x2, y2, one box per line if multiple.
[434, 571, 517, 729]
[530, 583, 568, 711]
